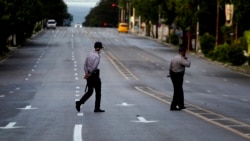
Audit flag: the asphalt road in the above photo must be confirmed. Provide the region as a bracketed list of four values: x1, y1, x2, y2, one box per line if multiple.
[0, 27, 249, 141]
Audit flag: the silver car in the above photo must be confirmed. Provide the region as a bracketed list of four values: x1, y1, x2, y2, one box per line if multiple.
[46, 19, 57, 29]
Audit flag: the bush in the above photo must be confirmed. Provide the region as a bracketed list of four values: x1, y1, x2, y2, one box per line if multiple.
[34, 22, 42, 33]
[170, 34, 179, 45]
[200, 33, 215, 57]
[228, 44, 247, 66]
[248, 57, 250, 66]
[212, 44, 230, 62]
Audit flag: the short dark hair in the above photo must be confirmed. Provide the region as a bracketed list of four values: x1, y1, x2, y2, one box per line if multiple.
[178, 47, 186, 52]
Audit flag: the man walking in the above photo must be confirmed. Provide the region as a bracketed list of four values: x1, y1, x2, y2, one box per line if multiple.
[169, 46, 191, 111]
[75, 41, 105, 113]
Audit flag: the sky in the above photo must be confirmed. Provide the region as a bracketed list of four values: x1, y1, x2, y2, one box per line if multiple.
[64, 0, 100, 25]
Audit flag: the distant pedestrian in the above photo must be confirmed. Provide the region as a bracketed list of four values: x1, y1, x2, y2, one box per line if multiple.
[169, 46, 191, 111]
[75, 41, 105, 113]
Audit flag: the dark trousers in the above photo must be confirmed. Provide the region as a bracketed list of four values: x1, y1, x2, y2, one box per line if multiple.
[79, 70, 101, 110]
[170, 71, 185, 109]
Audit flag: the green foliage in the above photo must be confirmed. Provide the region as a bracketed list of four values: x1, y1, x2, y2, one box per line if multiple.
[34, 22, 42, 33]
[169, 34, 179, 45]
[200, 33, 215, 57]
[83, 0, 119, 27]
[228, 44, 247, 66]
[212, 43, 247, 66]
[248, 57, 250, 66]
[0, 0, 71, 55]
[212, 44, 230, 62]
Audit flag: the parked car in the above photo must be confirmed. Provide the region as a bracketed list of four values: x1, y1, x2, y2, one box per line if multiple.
[46, 19, 57, 29]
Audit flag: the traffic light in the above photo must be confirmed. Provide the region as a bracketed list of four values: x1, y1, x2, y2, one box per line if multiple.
[111, 3, 116, 7]
[103, 22, 107, 27]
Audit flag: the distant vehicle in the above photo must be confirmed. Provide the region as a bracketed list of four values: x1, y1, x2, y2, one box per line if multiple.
[46, 19, 57, 29]
[118, 22, 128, 33]
[74, 23, 82, 28]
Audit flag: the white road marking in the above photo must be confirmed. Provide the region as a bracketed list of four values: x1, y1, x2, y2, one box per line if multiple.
[77, 113, 84, 116]
[131, 116, 158, 123]
[241, 99, 248, 102]
[185, 80, 190, 83]
[17, 105, 38, 110]
[74, 124, 82, 141]
[206, 90, 212, 93]
[116, 102, 134, 106]
[9, 91, 14, 94]
[0, 95, 5, 98]
[0, 122, 23, 129]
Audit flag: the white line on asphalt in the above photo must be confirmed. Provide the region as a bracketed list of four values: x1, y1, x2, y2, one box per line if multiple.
[0, 122, 23, 129]
[0, 95, 5, 98]
[241, 99, 248, 102]
[17, 105, 38, 110]
[74, 124, 82, 141]
[77, 113, 84, 116]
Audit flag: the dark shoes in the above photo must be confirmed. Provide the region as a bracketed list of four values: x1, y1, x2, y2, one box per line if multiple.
[179, 106, 186, 110]
[94, 109, 105, 113]
[170, 107, 180, 111]
[75, 101, 81, 112]
[170, 106, 186, 111]
[75, 101, 105, 113]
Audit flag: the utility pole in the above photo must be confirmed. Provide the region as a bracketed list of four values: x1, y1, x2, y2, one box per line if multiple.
[196, 1, 200, 52]
[215, 0, 220, 47]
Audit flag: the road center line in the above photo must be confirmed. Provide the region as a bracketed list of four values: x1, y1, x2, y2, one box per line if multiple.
[74, 124, 82, 141]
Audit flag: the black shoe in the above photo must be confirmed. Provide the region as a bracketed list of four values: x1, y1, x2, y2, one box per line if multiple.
[94, 109, 105, 113]
[75, 101, 81, 112]
[170, 107, 180, 111]
[179, 106, 186, 110]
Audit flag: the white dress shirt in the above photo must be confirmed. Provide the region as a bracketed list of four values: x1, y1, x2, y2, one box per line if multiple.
[169, 54, 191, 73]
[84, 51, 100, 74]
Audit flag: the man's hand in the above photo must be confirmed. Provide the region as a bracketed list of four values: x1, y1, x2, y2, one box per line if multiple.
[84, 73, 90, 79]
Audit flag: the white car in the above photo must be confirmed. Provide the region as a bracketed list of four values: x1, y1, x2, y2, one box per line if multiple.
[74, 23, 82, 28]
[46, 19, 57, 29]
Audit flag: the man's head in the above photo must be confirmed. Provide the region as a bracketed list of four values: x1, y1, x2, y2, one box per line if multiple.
[178, 45, 186, 56]
[94, 41, 103, 51]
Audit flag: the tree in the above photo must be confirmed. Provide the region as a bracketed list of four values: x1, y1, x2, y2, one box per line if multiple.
[83, 0, 119, 27]
[0, 0, 72, 56]
[131, 0, 159, 37]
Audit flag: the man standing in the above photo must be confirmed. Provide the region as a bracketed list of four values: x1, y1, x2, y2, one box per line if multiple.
[169, 46, 191, 111]
[75, 41, 105, 113]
